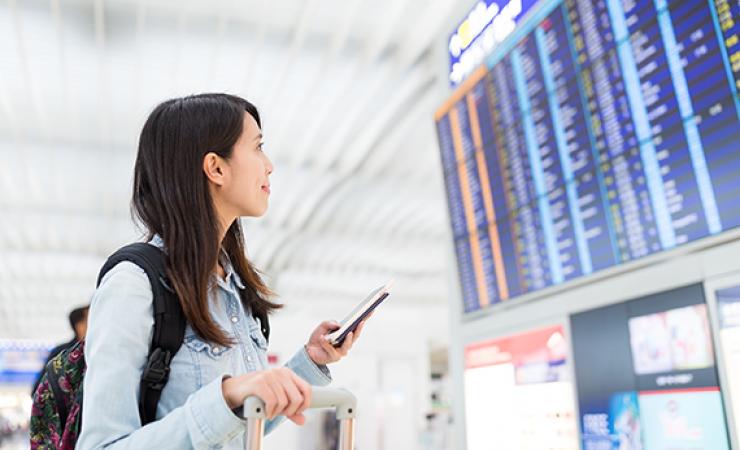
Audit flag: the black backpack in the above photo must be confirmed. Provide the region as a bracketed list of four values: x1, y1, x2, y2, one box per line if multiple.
[30, 243, 269, 449]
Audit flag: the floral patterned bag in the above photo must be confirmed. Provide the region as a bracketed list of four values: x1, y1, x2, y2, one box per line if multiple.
[29, 341, 86, 449]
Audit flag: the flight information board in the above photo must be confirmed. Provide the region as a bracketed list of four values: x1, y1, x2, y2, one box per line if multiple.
[436, 0, 740, 313]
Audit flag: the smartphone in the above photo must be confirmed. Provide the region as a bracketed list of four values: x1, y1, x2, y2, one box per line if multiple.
[326, 281, 393, 347]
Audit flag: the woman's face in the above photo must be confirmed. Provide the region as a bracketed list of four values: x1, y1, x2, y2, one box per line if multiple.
[218, 112, 273, 218]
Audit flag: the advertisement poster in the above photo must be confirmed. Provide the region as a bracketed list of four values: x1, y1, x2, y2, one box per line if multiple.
[638, 388, 728, 449]
[464, 325, 578, 450]
[571, 284, 731, 450]
[628, 305, 714, 375]
[716, 284, 740, 441]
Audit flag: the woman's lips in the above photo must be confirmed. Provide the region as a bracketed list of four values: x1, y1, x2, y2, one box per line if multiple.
[261, 185, 271, 194]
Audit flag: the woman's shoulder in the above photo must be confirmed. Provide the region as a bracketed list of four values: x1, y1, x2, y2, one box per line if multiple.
[98, 260, 149, 288]
[88, 261, 156, 342]
[93, 261, 153, 310]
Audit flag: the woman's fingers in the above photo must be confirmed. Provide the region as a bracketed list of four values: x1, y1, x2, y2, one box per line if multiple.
[354, 319, 368, 340]
[338, 331, 354, 355]
[252, 368, 312, 421]
[320, 333, 342, 358]
[292, 371, 312, 413]
[285, 373, 311, 425]
[278, 369, 304, 418]
[264, 374, 287, 419]
[315, 320, 340, 338]
[254, 381, 278, 419]
[322, 320, 341, 332]
[318, 329, 359, 360]
[287, 412, 307, 425]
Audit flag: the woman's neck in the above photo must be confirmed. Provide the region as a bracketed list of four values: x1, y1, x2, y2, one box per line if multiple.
[215, 210, 235, 281]
[215, 262, 226, 280]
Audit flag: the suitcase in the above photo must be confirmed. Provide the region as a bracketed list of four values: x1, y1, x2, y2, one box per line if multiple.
[243, 386, 357, 450]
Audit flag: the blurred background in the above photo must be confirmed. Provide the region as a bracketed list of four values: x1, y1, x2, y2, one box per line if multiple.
[2, 0, 740, 449]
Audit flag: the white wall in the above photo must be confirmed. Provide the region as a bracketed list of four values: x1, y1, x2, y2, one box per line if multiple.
[261, 297, 448, 450]
[446, 230, 740, 450]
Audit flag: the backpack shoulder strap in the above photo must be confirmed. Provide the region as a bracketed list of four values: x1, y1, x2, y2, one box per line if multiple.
[97, 242, 186, 426]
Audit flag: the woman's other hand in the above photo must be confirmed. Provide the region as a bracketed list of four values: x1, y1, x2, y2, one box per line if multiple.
[221, 367, 311, 425]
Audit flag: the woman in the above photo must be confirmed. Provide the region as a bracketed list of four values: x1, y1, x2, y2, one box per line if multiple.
[78, 93, 364, 449]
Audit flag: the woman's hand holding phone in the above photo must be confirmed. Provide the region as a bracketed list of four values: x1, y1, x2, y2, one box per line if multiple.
[305, 316, 370, 366]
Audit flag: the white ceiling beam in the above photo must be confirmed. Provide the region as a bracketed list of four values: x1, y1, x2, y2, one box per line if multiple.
[338, 74, 438, 175]
[320, 0, 458, 173]
[261, 0, 318, 109]
[241, 9, 268, 98]
[298, 62, 432, 219]
[0, 250, 104, 281]
[288, 0, 415, 168]
[362, 84, 439, 179]
[334, 0, 459, 170]
[93, 0, 110, 146]
[206, 0, 231, 86]
[273, 233, 444, 275]
[0, 70, 19, 146]
[270, 0, 365, 154]
[286, 0, 454, 175]
[93, 0, 119, 218]
[50, 0, 71, 133]
[260, 0, 458, 272]
[306, 67, 435, 218]
[262, 177, 440, 274]
[394, 0, 459, 68]
[8, 0, 49, 140]
[306, 180, 356, 233]
[171, 0, 194, 95]
[263, 167, 338, 231]
[133, 0, 147, 112]
[0, 211, 136, 254]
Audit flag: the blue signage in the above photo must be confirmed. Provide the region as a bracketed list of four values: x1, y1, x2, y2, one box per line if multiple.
[0, 340, 54, 384]
[448, 0, 537, 86]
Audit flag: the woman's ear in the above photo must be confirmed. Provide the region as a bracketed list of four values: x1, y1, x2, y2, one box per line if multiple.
[203, 152, 226, 186]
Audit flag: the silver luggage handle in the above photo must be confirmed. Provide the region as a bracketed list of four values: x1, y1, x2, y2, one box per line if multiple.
[243, 386, 357, 450]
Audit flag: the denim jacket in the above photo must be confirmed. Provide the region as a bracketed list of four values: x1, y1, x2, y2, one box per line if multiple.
[77, 239, 331, 449]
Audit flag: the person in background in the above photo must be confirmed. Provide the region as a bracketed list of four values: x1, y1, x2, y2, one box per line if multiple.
[31, 305, 89, 395]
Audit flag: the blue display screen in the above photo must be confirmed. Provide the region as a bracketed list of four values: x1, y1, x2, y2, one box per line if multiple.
[435, 0, 740, 313]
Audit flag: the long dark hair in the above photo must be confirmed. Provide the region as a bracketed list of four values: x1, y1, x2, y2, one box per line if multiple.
[132, 93, 280, 347]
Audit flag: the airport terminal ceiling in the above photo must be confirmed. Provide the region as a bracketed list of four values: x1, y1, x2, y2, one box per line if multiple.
[0, 0, 462, 339]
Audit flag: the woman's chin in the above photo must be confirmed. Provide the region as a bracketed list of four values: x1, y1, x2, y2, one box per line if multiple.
[242, 204, 268, 218]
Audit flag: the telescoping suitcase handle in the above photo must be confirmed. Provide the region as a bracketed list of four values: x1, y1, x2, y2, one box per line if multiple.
[243, 386, 357, 450]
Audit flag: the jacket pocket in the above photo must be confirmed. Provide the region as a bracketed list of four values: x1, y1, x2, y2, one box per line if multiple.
[184, 333, 234, 386]
[184, 335, 233, 359]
